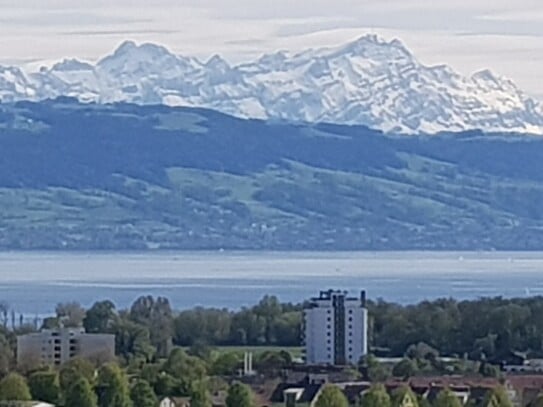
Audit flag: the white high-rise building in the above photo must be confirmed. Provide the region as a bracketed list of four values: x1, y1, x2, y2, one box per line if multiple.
[303, 290, 368, 366]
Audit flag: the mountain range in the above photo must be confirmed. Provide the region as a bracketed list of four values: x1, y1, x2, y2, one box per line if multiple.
[1, 99, 543, 250]
[1, 35, 543, 135]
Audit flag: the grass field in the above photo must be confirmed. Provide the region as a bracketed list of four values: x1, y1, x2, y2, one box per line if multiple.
[183, 346, 303, 359]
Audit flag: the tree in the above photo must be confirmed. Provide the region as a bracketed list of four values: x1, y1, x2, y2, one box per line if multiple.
[96, 363, 132, 407]
[113, 318, 155, 363]
[41, 316, 60, 329]
[154, 373, 178, 397]
[392, 358, 418, 379]
[433, 389, 462, 407]
[358, 384, 391, 407]
[190, 380, 212, 407]
[479, 362, 501, 378]
[65, 377, 98, 407]
[482, 386, 513, 407]
[532, 394, 543, 407]
[84, 300, 117, 333]
[391, 386, 419, 407]
[360, 355, 390, 382]
[0, 373, 32, 401]
[226, 382, 254, 407]
[130, 380, 157, 407]
[28, 370, 60, 404]
[230, 309, 266, 345]
[174, 307, 232, 346]
[0, 302, 9, 329]
[406, 342, 439, 362]
[255, 350, 292, 375]
[130, 296, 173, 357]
[56, 301, 86, 327]
[254, 295, 283, 343]
[212, 352, 242, 376]
[0, 334, 13, 377]
[163, 348, 207, 394]
[59, 357, 95, 393]
[315, 385, 349, 407]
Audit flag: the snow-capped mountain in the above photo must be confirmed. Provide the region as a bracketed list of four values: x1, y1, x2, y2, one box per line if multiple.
[3, 35, 543, 134]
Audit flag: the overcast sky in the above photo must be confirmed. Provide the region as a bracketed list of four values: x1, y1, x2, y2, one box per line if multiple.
[1, 0, 543, 98]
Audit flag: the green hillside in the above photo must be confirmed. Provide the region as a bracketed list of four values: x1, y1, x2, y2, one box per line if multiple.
[1, 99, 543, 250]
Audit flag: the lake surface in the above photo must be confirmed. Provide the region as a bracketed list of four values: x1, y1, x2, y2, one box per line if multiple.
[1, 251, 543, 316]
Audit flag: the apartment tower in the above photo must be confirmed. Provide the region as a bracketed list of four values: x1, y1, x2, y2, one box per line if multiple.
[304, 290, 368, 365]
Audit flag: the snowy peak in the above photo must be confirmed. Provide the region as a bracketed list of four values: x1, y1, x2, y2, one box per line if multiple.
[0, 66, 36, 101]
[337, 34, 413, 61]
[51, 59, 94, 72]
[0, 35, 542, 135]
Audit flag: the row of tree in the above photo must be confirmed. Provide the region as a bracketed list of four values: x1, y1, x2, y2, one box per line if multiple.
[0, 353, 256, 407]
[6, 294, 543, 370]
[315, 383, 521, 407]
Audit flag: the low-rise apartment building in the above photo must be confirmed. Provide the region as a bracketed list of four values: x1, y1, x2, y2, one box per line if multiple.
[17, 327, 115, 366]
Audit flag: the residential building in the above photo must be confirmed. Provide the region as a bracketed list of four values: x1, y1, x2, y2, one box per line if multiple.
[17, 327, 115, 366]
[303, 290, 368, 366]
[159, 397, 191, 407]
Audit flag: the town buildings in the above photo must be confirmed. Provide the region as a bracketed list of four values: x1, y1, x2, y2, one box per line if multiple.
[17, 327, 115, 366]
[303, 290, 368, 365]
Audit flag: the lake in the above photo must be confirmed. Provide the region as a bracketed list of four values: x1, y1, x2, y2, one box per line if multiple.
[1, 251, 543, 316]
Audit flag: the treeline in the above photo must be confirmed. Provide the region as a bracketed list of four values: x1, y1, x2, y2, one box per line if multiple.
[369, 296, 543, 361]
[10, 294, 543, 363]
[0, 352, 257, 407]
[44, 295, 302, 362]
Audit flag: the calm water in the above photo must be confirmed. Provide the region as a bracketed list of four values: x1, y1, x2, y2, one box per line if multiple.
[1, 251, 543, 315]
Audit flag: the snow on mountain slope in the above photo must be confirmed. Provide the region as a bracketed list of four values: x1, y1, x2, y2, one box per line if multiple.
[1, 35, 542, 135]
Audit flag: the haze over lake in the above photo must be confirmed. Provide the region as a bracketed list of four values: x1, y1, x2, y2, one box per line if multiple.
[1, 251, 543, 316]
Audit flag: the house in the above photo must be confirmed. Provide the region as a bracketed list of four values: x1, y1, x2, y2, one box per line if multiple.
[159, 397, 191, 407]
[269, 381, 324, 407]
[506, 376, 543, 407]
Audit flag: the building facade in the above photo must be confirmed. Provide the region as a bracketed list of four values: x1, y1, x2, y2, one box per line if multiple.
[304, 290, 368, 365]
[17, 327, 115, 366]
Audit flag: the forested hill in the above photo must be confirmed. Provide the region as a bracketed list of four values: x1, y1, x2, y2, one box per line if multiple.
[1, 99, 543, 250]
